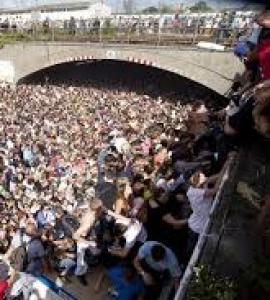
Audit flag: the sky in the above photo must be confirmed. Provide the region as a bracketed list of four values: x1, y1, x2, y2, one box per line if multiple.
[0, 0, 262, 11]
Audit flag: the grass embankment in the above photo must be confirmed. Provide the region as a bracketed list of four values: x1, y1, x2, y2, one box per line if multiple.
[0, 32, 31, 48]
[0, 28, 236, 47]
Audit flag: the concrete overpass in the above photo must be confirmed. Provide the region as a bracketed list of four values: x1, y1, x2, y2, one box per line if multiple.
[0, 42, 243, 94]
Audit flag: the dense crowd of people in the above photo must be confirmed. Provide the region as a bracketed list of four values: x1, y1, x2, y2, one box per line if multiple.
[0, 81, 233, 299]
[0, 6, 270, 300]
[0, 10, 256, 39]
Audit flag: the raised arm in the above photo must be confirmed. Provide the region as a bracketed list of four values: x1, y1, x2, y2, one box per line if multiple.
[7, 266, 16, 287]
[205, 152, 235, 198]
[162, 214, 188, 230]
[107, 210, 131, 226]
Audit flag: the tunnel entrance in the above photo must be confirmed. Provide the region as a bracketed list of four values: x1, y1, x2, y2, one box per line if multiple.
[18, 59, 226, 107]
[10, 58, 232, 300]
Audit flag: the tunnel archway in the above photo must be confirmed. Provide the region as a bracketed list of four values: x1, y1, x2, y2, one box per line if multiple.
[18, 59, 226, 107]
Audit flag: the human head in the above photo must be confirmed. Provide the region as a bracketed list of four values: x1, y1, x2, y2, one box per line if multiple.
[256, 8, 270, 29]
[117, 177, 129, 190]
[189, 170, 207, 188]
[132, 182, 144, 198]
[154, 187, 169, 205]
[25, 223, 40, 237]
[151, 244, 166, 262]
[89, 198, 103, 215]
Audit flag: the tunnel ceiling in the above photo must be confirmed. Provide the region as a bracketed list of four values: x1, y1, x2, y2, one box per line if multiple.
[18, 59, 226, 106]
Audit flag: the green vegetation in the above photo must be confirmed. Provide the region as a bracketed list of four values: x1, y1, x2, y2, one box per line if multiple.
[140, 4, 176, 14]
[238, 258, 270, 299]
[187, 265, 237, 300]
[141, 6, 159, 14]
[190, 1, 214, 12]
[0, 32, 30, 48]
[141, 1, 214, 14]
[208, 256, 270, 300]
[160, 4, 175, 14]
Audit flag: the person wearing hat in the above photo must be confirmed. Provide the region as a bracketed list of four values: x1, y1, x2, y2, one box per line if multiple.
[0, 261, 16, 300]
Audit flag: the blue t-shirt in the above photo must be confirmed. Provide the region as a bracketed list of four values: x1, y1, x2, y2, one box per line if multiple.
[107, 266, 145, 300]
[138, 241, 181, 279]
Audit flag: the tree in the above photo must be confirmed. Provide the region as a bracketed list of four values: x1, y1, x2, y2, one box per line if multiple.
[141, 6, 159, 14]
[190, 1, 213, 12]
[160, 4, 175, 14]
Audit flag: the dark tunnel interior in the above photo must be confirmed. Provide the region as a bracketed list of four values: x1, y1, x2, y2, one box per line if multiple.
[18, 59, 226, 108]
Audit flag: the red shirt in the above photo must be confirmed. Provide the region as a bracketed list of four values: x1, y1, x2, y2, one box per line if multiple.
[258, 39, 270, 80]
[0, 281, 8, 300]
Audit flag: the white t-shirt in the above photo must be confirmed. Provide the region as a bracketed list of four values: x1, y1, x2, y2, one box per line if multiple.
[187, 186, 212, 234]
[11, 231, 31, 248]
[119, 220, 147, 250]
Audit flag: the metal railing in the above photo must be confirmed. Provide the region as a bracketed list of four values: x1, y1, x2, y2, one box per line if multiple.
[0, 23, 251, 47]
[174, 157, 235, 300]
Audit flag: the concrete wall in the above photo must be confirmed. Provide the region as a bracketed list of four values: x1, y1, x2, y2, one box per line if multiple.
[0, 42, 243, 94]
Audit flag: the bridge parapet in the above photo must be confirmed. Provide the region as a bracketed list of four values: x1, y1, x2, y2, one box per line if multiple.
[0, 42, 244, 95]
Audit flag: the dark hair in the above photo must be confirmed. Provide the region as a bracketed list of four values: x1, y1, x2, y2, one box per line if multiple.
[151, 244, 166, 261]
[118, 236, 127, 248]
[193, 100, 205, 110]
[133, 174, 144, 183]
[132, 182, 144, 198]
[160, 139, 168, 148]
[113, 223, 126, 237]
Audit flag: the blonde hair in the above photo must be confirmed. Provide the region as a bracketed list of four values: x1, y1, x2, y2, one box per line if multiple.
[117, 178, 129, 189]
[89, 198, 103, 211]
[116, 187, 126, 200]
[25, 223, 39, 237]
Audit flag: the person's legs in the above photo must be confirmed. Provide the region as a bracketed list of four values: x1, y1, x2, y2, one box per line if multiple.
[75, 242, 89, 285]
[184, 228, 199, 266]
[59, 258, 76, 276]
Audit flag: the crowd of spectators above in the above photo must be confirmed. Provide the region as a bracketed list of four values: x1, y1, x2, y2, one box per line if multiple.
[0, 10, 257, 37]
[0, 6, 270, 300]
